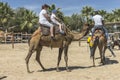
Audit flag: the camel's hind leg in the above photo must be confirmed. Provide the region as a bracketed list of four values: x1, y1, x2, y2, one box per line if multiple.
[98, 45, 104, 65]
[25, 46, 35, 73]
[36, 46, 45, 71]
[102, 46, 107, 64]
[56, 47, 63, 72]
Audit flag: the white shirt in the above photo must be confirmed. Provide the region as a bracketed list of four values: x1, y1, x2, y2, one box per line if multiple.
[92, 14, 104, 26]
[39, 9, 48, 24]
[51, 13, 59, 25]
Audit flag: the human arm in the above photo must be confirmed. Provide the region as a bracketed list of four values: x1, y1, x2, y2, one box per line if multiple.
[42, 10, 51, 21]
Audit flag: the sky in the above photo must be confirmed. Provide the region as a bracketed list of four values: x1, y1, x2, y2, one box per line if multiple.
[0, 0, 120, 16]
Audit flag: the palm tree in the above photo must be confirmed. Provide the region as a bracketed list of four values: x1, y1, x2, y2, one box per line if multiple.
[49, 4, 65, 22]
[0, 2, 14, 31]
[112, 9, 120, 22]
[81, 6, 94, 24]
[14, 7, 38, 33]
[105, 13, 114, 22]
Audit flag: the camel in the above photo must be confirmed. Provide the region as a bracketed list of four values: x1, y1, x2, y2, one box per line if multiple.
[25, 23, 91, 73]
[90, 29, 107, 66]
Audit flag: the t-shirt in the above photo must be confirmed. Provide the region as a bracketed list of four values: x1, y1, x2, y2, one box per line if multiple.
[51, 13, 58, 24]
[87, 36, 93, 47]
[39, 9, 48, 24]
[92, 14, 104, 26]
[50, 13, 56, 22]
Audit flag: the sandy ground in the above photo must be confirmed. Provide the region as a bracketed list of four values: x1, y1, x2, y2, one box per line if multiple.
[0, 41, 120, 80]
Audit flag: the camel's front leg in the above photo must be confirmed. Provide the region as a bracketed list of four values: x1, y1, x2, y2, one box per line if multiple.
[56, 48, 63, 72]
[64, 46, 71, 72]
[91, 46, 96, 67]
[25, 49, 35, 73]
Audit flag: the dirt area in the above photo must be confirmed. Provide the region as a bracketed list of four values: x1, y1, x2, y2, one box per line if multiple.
[0, 41, 120, 80]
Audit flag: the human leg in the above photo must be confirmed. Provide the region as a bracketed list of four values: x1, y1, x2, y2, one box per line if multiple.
[103, 27, 108, 40]
[40, 21, 54, 37]
[107, 46, 116, 57]
[55, 21, 64, 34]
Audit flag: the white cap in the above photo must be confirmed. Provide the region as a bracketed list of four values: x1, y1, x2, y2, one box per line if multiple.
[89, 33, 92, 36]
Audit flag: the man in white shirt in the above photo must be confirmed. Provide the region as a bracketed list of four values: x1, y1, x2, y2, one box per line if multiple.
[39, 4, 54, 39]
[51, 9, 64, 34]
[92, 11, 108, 39]
[107, 35, 116, 57]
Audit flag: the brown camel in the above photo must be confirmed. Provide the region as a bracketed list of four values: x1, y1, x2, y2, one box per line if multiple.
[90, 29, 107, 66]
[25, 24, 91, 73]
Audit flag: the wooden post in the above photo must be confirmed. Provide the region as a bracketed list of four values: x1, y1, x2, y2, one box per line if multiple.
[79, 40, 81, 46]
[11, 32, 14, 49]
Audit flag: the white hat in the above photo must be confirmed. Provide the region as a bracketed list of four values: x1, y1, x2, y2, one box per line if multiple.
[89, 33, 92, 36]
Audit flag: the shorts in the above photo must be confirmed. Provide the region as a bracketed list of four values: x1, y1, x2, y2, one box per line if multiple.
[53, 20, 60, 25]
[40, 21, 53, 27]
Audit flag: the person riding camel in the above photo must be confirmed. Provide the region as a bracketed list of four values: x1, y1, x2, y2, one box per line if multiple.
[91, 11, 108, 41]
[39, 4, 55, 39]
[51, 9, 64, 34]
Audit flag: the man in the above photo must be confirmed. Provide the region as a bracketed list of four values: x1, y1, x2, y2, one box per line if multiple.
[87, 32, 94, 58]
[39, 4, 54, 39]
[107, 35, 116, 57]
[92, 11, 108, 40]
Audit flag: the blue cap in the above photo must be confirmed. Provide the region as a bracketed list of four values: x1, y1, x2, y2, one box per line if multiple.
[52, 9, 57, 13]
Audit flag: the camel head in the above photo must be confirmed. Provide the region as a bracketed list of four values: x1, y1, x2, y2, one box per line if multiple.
[70, 23, 92, 41]
[81, 23, 93, 37]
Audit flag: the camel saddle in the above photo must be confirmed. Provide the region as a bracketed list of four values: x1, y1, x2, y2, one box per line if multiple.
[94, 27, 105, 34]
[40, 24, 61, 36]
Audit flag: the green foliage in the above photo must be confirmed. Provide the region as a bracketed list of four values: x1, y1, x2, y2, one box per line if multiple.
[0, 2, 120, 33]
[14, 7, 38, 33]
[0, 2, 14, 30]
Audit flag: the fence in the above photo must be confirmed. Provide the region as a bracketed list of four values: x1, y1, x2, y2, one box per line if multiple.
[0, 32, 32, 44]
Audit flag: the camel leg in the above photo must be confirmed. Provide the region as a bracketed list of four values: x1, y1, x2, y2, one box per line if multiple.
[92, 48, 96, 67]
[64, 46, 71, 72]
[92, 45, 97, 67]
[56, 47, 63, 72]
[36, 46, 45, 71]
[25, 47, 35, 73]
[98, 45, 104, 65]
[102, 46, 107, 64]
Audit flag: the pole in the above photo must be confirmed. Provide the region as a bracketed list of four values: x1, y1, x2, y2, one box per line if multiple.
[11, 32, 14, 49]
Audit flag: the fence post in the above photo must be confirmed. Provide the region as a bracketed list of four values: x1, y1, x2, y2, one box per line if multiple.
[11, 32, 14, 49]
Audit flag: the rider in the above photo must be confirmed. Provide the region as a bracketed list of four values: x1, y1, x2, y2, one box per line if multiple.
[91, 11, 108, 40]
[51, 9, 64, 34]
[87, 32, 94, 58]
[39, 4, 54, 39]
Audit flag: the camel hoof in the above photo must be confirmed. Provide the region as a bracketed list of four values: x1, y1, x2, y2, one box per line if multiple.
[39, 69, 47, 72]
[27, 71, 34, 73]
[56, 69, 60, 72]
[93, 65, 96, 67]
[66, 69, 71, 72]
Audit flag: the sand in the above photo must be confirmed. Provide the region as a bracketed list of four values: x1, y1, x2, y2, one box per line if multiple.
[0, 41, 120, 80]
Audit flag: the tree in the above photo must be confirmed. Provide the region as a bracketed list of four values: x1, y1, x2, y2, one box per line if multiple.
[14, 7, 38, 33]
[49, 4, 65, 22]
[81, 6, 94, 24]
[112, 9, 120, 22]
[0, 2, 14, 31]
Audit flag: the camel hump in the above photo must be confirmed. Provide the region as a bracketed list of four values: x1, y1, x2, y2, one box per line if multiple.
[32, 27, 41, 37]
